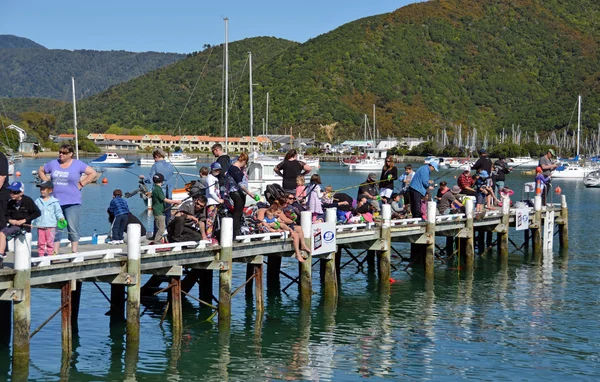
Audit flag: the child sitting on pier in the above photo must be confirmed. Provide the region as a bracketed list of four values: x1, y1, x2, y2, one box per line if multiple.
[151, 173, 181, 242]
[0, 182, 41, 267]
[390, 193, 406, 219]
[262, 205, 284, 232]
[107, 189, 129, 245]
[322, 185, 334, 205]
[32, 181, 65, 257]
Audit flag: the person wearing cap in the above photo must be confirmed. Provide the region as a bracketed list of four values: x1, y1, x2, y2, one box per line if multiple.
[211, 143, 231, 188]
[379, 155, 398, 202]
[167, 200, 203, 243]
[493, 155, 513, 197]
[0, 151, 9, 231]
[107, 189, 130, 245]
[32, 181, 65, 257]
[140, 149, 176, 223]
[535, 166, 552, 205]
[0, 182, 41, 264]
[151, 173, 181, 242]
[539, 148, 558, 205]
[438, 185, 462, 215]
[474, 170, 494, 213]
[357, 173, 381, 212]
[408, 162, 438, 219]
[38, 143, 97, 254]
[205, 162, 224, 242]
[472, 148, 493, 174]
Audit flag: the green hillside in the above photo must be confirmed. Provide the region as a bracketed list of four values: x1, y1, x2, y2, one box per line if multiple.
[5, 0, 600, 142]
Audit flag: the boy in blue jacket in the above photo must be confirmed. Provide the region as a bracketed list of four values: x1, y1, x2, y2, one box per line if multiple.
[108, 189, 130, 245]
[32, 181, 65, 257]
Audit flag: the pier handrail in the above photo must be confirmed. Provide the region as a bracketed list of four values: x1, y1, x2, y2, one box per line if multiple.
[31, 248, 123, 267]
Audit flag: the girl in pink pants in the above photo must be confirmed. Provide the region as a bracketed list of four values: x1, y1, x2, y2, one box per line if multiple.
[32, 182, 66, 257]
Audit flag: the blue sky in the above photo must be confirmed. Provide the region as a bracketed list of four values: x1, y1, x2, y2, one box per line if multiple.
[2, 0, 418, 53]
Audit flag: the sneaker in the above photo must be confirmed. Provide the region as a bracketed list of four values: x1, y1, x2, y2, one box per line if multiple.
[108, 240, 121, 245]
[0, 253, 6, 259]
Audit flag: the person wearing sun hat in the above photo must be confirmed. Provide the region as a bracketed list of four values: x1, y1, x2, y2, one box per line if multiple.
[407, 162, 438, 219]
[0, 182, 41, 266]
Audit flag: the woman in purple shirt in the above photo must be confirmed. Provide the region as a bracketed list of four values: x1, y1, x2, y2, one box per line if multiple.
[38, 144, 97, 253]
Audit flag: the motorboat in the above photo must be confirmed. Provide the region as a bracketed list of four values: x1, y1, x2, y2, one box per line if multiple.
[509, 156, 538, 168]
[138, 152, 197, 166]
[343, 149, 387, 171]
[90, 152, 135, 168]
[424, 156, 449, 169]
[552, 162, 595, 179]
[584, 170, 600, 187]
[446, 158, 473, 170]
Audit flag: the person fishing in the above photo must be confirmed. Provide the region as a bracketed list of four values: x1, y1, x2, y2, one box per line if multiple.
[538, 148, 558, 205]
[492, 155, 513, 197]
[379, 155, 398, 202]
[407, 162, 438, 219]
[274, 149, 312, 194]
[140, 149, 176, 226]
[357, 173, 381, 212]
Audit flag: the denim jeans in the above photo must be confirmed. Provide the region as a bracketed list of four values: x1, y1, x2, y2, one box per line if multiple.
[56, 204, 81, 243]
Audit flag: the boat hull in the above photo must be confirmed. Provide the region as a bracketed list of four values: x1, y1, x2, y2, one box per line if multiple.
[551, 166, 594, 179]
[90, 162, 135, 168]
[138, 158, 198, 166]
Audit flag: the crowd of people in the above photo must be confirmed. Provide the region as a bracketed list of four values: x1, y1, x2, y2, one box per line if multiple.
[0, 144, 560, 268]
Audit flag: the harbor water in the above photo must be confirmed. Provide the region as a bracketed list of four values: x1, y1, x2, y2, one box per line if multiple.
[1, 158, 598, 381]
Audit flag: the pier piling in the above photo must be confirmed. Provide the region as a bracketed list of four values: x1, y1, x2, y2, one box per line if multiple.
[126, 224, 142, 345]
[424, 202, 436, 279]
[12, 233, 31, 379]
[218, 217, 233, 329]
[61, 281, 73, 356]
[254, 262, 264, 313]
[378, 205, 392, 290]
[170, 276, 183, 336]
[198, 270, 213, 307]
[299, 211, 313, 306]
[110, 284, 125, 322]
[532, 196, 543, 261]
[323, 208, 338, 304]
[498, 196, 510, 261]
[558, 195, 569, 249]
[464, 198, 475, 269]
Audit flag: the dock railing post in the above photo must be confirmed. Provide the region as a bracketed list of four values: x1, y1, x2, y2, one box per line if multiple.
[218, 217, 233, 329]
[378, 204, 392, 291]
[533, 195, 543, 261]
[12, 233, 31, 380]
[558, 195, 568, 249]
[299, 211, 313, 306]
[498, 196, 510, 261]
[464, 198, 475, 269]
[124, 223, 141, 379]
[323, 208, 338, 304]
[425, 201, 436, 279]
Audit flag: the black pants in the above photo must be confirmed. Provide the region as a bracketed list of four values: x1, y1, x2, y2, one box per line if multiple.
[408, 188, 424, 219]
[231, 191, 246, 237]
[0, 199, 7, 230]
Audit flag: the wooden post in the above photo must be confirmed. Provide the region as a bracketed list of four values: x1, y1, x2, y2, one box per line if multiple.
[498, 196, 510, 262]
[198, 270, 213, 307]
[558, 195, 569, 249]
[476, 230, 485, 255]
[110, 284, 125, 322]
[126, 224, 142, 349]
[0, 301, 11, 346]
[335, 246, 342, 284]
[366, 250, 375, 272]
[323, 208, 338, 304]
[445, 236, 454, 260]
[71, 281, 82, 331]
[254, 263, 264, 313]
[299, 211, 313, 306]
[266, 256, 281, 292]
[170, 276, 182, 336]
[532, 195, 543, 261]
[464, 198, 475, 270]
[524, 229, 530, 251]
[61, 281, 73, 356]
[378, 204, 392, 291]
[218, 217, 233, 329]
[245, 264, 254, 297]
[424, 202, 436, 279]
[12, 233, 31, 380]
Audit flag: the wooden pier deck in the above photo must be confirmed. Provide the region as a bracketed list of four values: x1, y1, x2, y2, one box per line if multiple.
[0, 195, 569, 379]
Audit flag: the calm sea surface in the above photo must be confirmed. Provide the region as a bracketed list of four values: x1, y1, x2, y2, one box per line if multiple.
[1, 157, 599, 381]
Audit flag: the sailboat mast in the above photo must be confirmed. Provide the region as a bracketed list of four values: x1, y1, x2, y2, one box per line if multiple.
[224, 18, 229, 152]
[71, 77, 79, 160]
[372, 104, 376, 146]
[249, 51, 254, 152]
[266, 92, 269, 136]
[577, 94, 581, 157]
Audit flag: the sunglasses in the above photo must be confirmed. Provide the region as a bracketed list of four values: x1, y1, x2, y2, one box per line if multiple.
[287, 196, 295, 200]
[59, 151, 71, 155]
[10, 191, 22, 195]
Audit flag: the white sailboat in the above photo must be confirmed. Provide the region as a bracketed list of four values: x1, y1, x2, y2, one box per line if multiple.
[344, 106, 386, 171]
[553, 95, 595, 179]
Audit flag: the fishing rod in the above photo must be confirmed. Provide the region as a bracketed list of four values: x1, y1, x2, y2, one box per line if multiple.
[332, 177, 391, 194]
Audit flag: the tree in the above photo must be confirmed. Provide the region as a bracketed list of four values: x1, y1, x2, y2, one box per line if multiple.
[0, 129, 21, 152]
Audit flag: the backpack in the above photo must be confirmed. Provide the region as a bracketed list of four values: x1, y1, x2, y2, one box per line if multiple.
[185, 179, 207, 199]
[264, 183, 286, 205]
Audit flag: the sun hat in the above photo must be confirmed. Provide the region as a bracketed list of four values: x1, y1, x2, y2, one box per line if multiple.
[548, 148, 556, 156]
[479, 170, 489, 178]
[368, 172, 377, 180]
[7, 181, 24, 193]
[210, 162, 222, 171]
[429, 161, 439, 172]
[450, 185, 461, 194]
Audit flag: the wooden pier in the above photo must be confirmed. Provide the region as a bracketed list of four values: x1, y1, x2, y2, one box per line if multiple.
[0, 195, 568, 378]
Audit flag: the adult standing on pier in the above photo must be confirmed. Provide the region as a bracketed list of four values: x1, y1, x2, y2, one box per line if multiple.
[539, 148, 558, 205]
[407, 162, 438, 219]
[0, 152, 9, 231]
[379, 155, 398, 202]
[38, 143, 97, 253]
[274, 149, 312, 194]
[211, 143, 230, 187]
[140, 149, 176, 225]
[227, 152, 259, 237]
[472, 149, 493, 174]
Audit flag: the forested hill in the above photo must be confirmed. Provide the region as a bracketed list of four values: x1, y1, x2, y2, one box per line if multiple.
[0, 35, 186, 99]
[8, 0, 600, 141]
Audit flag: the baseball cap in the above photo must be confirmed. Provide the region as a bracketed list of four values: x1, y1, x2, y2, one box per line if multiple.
[152, 173, 165, 183]
[368, 172, 377, 180]
[7, 181, 24, 193]
[479, 148, 487, 154]
[429, 162, 439, 172]
[37, 181, 54, 189]
[548, 148, 556, 156]
[210, 162, 222, 171]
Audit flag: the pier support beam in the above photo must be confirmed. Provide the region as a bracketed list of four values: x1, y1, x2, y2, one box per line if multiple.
[12, 233, 31, 380]
[464, 198, 475, 270]
[558, 195, 569, 249]
[198, 270, 213, 306]
[323, 208, 338, 304]
[498, 196, 510, 262]
[266, 257, 281, 292]
[218, 217, 233, 330]
[126, 224, 142, 347]
[532, 196, 543, 262]
[254, 262, 264, 314]
[170, 276, 183, 336]
[299, 211, 313, 306]
[378, 205, 392, 291]
[424, 202, 436, 279]
[110, 284, 125, 322]
[61, 281, 73, 356]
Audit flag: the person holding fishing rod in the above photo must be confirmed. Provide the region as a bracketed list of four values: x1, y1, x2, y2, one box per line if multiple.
[379, 155, 398, 202]
[492, 155, 513, 197]
[357, 173, 381, 212]
[407, 162, 439, 219]
[538, 148, 558, 205]
[140, 149, 176, 226]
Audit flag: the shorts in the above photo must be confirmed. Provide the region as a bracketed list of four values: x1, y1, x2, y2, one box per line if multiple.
[379, 188, 393, 198]
[1, 225, 23, 238]
[476, 193, 485, 205]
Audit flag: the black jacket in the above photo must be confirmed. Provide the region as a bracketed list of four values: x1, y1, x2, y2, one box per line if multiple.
[6, 195, 41, 232]
[493, 159, 512, 182]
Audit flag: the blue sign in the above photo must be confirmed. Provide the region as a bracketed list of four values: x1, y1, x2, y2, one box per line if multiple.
[323, 231, 334, 243]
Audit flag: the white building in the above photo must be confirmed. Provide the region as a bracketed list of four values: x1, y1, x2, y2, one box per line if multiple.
[7, 124, 27, 143]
